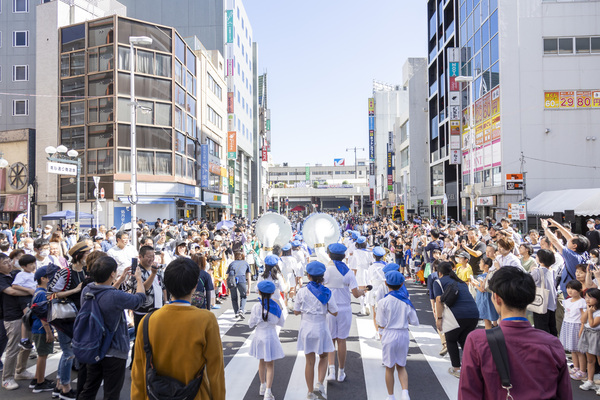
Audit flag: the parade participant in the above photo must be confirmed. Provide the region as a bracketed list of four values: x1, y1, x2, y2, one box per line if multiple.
[459, 264, 571, 400]
[227, 251, 252, 319]
[280, 243, 299, 302]
[294, 261, 338, 400]
[324, 243, 368, 382]
[348, 236, 373, 315]
[367, 246, 387, 333]
[130, 257, 225, 400]
[292, 240, 307, 285]
[249, 280, 285, 400]
[377, 271, 418, 400]
[257, 255, 287, 309]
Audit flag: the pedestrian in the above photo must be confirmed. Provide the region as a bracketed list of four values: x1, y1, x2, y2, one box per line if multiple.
[249, 280, 285, 400]
[12, 254, 36, 351]
[227, 251, 251, 319]
[531, 249, 558, 335]
[377, 271, 418, 400]
[77, 256, 146, 400]
[458, 266, 571, 400]
[190, 254, 214, 310]
[433, 261, 479, 378]
[293, 261, 338, 400]
[560, 280, 587, 381]
[30, 266, 55, 393]
[519, 243, 537, 272]
[130, 257, 225, 400]
[324, 243, 367, 382]
[474, 257, 499, 329]
[578, 288, 600, 393]
[493, 237, 521, 270]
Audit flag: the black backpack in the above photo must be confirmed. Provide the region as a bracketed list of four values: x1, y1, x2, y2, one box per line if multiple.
[143, 311, 205, 400]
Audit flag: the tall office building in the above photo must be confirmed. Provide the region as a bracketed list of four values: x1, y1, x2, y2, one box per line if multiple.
[117, 0, 257, 218]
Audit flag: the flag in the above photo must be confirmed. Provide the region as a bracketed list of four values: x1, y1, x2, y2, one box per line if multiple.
[334, 158, 345, 166]
[442, 193, 448, 205]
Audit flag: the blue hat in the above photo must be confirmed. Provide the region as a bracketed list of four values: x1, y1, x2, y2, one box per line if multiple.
[328, 243, 347, 255]
[306, 261, 326, 276]
[373, 246, 385, 257]
[351, 231, 359, 240]
[382, 263, 400, 274]
[282, 243, 292, 251]
[264, 255, 279, 266]
[34, 266, 48, 281]
[357, 236, 366, 244]
[385, 271, 405, 286]
[257, 280, 276, 294]
[292, 240, 301, 247]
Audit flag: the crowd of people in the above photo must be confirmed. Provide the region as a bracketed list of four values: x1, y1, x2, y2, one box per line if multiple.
[0, 212, 597, 399]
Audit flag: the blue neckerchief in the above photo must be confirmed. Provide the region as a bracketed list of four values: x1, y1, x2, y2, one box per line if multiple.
[333, 260, 350, 276]
[385, 289, 415, 309]
[262, 298, 282, 318]
[307, 281, 332, 305]
[374, 260, 386, 265]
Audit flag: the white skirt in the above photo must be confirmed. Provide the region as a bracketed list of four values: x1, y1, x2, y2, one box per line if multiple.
[297, 318, 335, 355]
[250, 327, 285, 362]
[381, 328, 410, 368]
[356, 268, 369, 286]
[327, 308, 352, 340]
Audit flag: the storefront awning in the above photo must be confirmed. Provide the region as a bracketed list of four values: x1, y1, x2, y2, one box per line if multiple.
[205, 202, 231, 209]
[183, 199, 205, 206]
[527, 188, 600, 217]
[119, 197, 175, 205]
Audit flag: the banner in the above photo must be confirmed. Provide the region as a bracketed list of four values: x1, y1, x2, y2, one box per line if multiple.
[369, 130, 375, 161]
[226, 10, 233, 43]
[227, 92, 234, 113]
[305, 165, 310, 183]
[368, 98, 375, 115]
[387, 149, 393, 192]
[228, 159, 235, 194]
[227, 131, 237, 160]
[262, 146, 268, 162]
[334, 158, 345, 166]
[227, 59, 234, 76]
[200, 144, 209, 188]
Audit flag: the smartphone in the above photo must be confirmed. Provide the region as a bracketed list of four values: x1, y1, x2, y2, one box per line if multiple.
[131, 258, 138, 274]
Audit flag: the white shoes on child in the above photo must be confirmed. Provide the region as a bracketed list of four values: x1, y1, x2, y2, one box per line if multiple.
[313, 382, 327, 399]
[337, 369, 346, 382]
[260, 383, 266, 395]
[326, 366, 336, 381]
[385, 390, 410, 400]
[260, 383, 275, 400]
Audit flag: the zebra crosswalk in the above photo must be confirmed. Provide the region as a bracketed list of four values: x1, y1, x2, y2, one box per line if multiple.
[2, 281, 458, 400]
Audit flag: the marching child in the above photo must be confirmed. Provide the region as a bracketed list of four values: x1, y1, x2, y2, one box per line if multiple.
[560, 280, 587, 381]
[294, 261, 338, 400]
[377, 271, 419, 400]
[348, 236, 374, 315]
[367, 247, 387, 333]
[249, 280, 285, 400]
[578, 288, 600, 393]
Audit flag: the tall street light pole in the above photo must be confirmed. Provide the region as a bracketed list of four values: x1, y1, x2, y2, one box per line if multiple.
[346, 147, 365, 179]
[129, 36, 153, 250]
[456, 75, 475, 226]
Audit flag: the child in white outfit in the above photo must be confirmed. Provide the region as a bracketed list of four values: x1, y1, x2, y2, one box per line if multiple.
[12, 255, 37, 350]
[376, 271, 419, 400]
[294, 261, 338, 400]
[249, 280, 285, 400]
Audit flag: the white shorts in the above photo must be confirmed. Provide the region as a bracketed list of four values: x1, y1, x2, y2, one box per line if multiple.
[327, 307, 352, 339]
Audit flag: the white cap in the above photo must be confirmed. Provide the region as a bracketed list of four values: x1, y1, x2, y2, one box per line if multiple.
[214, 235, 223, 241]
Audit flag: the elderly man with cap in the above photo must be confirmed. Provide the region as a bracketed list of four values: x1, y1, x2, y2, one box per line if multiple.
[377, 271, 418, 400]
[324, 243, 369, 383]
[294, 260, 338, 400]
[48, 240, 92, 399]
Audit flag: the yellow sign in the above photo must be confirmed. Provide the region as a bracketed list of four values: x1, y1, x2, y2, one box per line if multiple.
[577, 91, 592, 108]
[544, 92, 559, 108]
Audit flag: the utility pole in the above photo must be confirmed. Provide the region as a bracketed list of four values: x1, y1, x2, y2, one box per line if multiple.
[346, 147, 365, 179]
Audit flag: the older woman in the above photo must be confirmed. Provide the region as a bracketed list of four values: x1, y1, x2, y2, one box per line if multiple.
[432, 262, 479, 379]
[519, 243, 537, 272]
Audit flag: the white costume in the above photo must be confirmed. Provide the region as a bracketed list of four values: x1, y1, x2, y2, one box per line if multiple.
[376, 295, 419, 368]
[294, 285, 339, 354]
[348, 248, 374, 286]
[367, 261, 387, 307]
[324, 261, 358, 339]
[248, 302, 286, 362]
[292, 249, 308, 275]
[280, 256, 299, 287]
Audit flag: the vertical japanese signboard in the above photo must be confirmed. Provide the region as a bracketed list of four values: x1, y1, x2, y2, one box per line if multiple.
[226, 10, 233, 43]
[447, 48, 461, 165]
[227, 131, 237, 160]
[200, 144, 209, 188]
[228, 159, 235, 194]
[387, 145, 393, 192]
[368, 98, 375, 161]
[227, 92, 234, 113]
[305, 165, 310, 183]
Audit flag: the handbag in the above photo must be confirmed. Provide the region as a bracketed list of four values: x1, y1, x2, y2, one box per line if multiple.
[527, 268, 549, 314]
[486, 327, 514, 400]
[48, 296, 78, 322]
[437, 280, 460, 333]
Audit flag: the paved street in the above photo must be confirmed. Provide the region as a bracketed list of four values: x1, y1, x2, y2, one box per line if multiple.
[2, 279, 595, 399]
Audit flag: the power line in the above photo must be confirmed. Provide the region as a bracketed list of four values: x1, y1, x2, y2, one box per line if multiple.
[522, 155, 599, 170]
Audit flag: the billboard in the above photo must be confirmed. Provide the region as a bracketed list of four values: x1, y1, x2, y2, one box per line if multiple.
[226, 10, 233, 43]
[200, 144, 209, 188]
[227, 131, 237, 160]
[227, 92, 234, 113]
[228, 160, 235, 194]
[334, 158, 345, 166]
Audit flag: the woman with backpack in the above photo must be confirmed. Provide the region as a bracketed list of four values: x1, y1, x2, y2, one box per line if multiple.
[47, 241, 91, 400]
[191, 254, 214, 310]
[432, 261, 479, 379]
[226, 252, 251, 319]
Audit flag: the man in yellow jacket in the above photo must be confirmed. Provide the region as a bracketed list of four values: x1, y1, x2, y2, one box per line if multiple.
[131, 258, 225, 400]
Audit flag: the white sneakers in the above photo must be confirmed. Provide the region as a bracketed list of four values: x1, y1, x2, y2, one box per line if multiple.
[326, 366, 336, 381]
[15, 370, 35, 380]
[580, 380, 597, 391]
[264, 389, 275, 400]
[2, 379, 18, 391]
[314, 382, 327, 399]
[259, 383, 266, 395]
[337, 369, 346, 382]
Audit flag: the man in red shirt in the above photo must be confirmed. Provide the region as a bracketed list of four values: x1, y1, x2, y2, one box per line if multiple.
[458, 266, 572, 400]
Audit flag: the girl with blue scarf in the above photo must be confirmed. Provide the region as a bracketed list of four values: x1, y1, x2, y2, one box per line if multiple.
[249, 280, 286, 400]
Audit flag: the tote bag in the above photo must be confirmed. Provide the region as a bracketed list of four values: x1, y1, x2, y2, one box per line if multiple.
[527, 268, 549, 314]
[437, 280, 460, 333]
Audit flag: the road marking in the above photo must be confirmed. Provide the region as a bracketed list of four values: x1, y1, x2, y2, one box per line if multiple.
[282, 351, 309, 400]
[408, 325, 458, 400]
[224, 329, 258, 400]
[218, 309, 239, 338]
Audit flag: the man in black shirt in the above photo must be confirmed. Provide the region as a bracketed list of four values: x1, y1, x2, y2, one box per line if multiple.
[461, 227, 486, 275]
[586, 219, 600, 251]
[0, 253, 35, 390]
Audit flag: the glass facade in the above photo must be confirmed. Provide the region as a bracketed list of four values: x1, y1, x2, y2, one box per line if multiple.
[58, 16, 198, 201]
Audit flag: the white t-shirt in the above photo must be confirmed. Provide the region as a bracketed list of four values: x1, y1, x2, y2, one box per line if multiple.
[12, 271, 36, 291]
[563, 297, 586, 324]
[584, 309, 600, 330]
[324, 263, 358, 310]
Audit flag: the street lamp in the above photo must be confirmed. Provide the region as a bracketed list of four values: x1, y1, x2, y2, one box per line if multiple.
[129, 35, 153, 250]
[45, 145, 81, 238]
[455, 75, 475, 226]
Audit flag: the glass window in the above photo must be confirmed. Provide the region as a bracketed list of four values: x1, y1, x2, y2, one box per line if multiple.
[474, 29, 481, 53]
[88, 72, 114, 97]
[481, 0, 489, 21]
[474, 51, 481, 75]
[175, 35, 185, 62]
[491, 62, 499, 87]
[490, 34, 499, 64]
[431, 163, 444, 196]
[88, 20, 114, 47]
[70, 51, 85, 76]
[12, 65, 28, 81]
[156, 53, 171, 77]
[466, 0, 472, 17]
[136, 49, 154, 74]
[187, 115, 193, 137]
[186, 47, 195, 72]
[117, 97, 130, 123]
[575, 37, 590, 54]
[490, 0, 497, 12]
[97, 149, 113, 174]
[155, 102, 171, 126]
[175, 107, 183, 131]
[489, 10, 498, 36]
[481, 20, 489, 44]
[558, 38, 573, 54]
[13, 0, 28, 12]
[137, 126, 171, 150]
[174, 60, 182, 85]
[88, 46, 113, 73]
[70, 101, 85, 125]
[61, 24, 85, 52]
[117, 149, 130, 173]
[187, 159, 194, 179]
[137, 100, 154, 125]
[186, 94, 195, 114]
[156, 152, 172, 175]
[61, 104, 69, 126]
[543, 38, 557, 54]
[88, 124, 113, 148]
[186, 71, 193, 93]
[176, 131, 185, 153]
[138, 151, 154, 174]
[117, 19, 172, 53]
[492, 166, 501, 186]
[473, 4, 480, 29]
[175, 154, 184, 177]
[87, 150, 97, 174]
[61, 127, 84, 149]
[482, 43, 490, 71]
[592, 37, 600, 53]
[117, 73, 172, 101]
[13, 31, 28, 47]
[13, 99, 28, 116]
[61, 54, 70, 77]
[61, 77, 85, 101]
[175, 85, 185, 108]
[118, 46, 130, 70]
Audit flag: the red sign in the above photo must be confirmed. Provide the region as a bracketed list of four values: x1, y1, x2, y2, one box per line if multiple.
[449, 76, 460, 92]
[3, 194, 27, 212]
[262, 147, 268, 162]
[100, 188, 105, 199]
[370, 188, 374, 201]
[227, 92, 234, 113]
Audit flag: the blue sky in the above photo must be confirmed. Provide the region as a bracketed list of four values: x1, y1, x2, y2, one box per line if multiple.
[244, 1, 427, 167]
